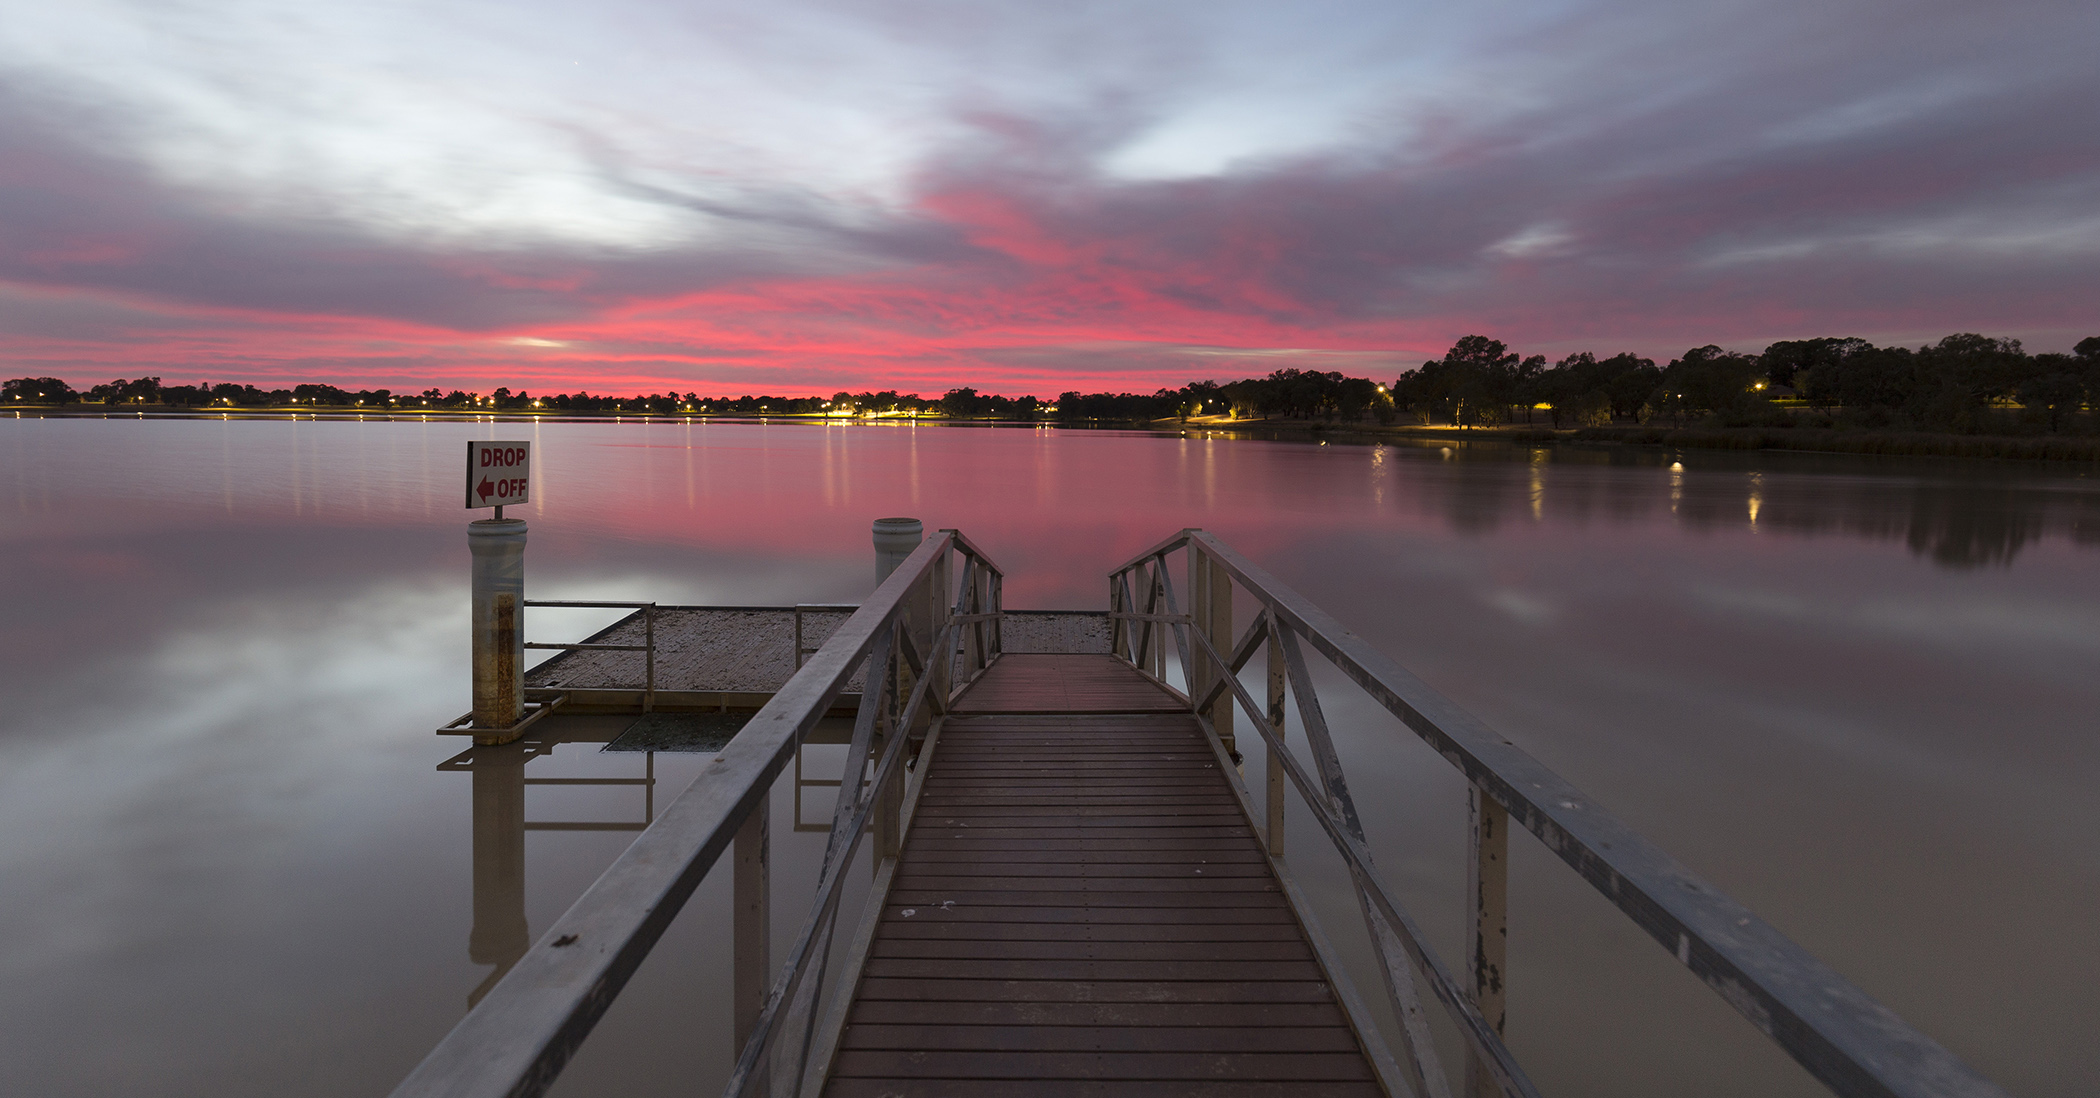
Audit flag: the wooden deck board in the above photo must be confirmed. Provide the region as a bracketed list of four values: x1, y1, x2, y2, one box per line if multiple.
[845, 1001, 1352, 1027]
[826, 1081, 1383, 1098]
[948, 654, 1190, 714]
[870, 939, 1316, 962]
[822, 654, 1381, 1096]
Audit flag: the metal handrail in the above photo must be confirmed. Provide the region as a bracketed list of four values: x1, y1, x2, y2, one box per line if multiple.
[793, 603, 859, 670]
[1108, 530, 2007, 1098]
[391, 532, 1004, 1098]
[522, 599, 657, 709]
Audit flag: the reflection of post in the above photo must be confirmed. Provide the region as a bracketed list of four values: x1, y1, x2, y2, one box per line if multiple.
[733, 793, 770, 1060]
[469, 518, 528, 743]
[468, 745, 528, 1008]
[1464, 785, 1509, 1098]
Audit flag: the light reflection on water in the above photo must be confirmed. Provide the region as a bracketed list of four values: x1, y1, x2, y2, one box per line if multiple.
[0, 416, 2096, 1098]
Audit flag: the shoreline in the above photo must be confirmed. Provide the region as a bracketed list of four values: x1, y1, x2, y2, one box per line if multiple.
[1167, 416, 2100, 463]
[11, 404, 2100, 464]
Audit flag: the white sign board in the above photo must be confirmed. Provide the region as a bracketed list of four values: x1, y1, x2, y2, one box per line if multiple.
[466, 441, 531, 509]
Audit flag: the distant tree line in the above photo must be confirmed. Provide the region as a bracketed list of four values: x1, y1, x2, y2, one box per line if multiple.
[9, 331, 2098, 434]
[1391, 333, 2100, 434]
[0, 368, 1389, 424]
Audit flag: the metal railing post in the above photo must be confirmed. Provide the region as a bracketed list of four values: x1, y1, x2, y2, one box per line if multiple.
[1108, 576, 1121, 659]
[930, 541, 953, 700]
[989, 572, 1003, 657]
[973, 564, 991, 672]
[1465, 785, 1510, 1098]
[1266, 624, 1286, 857]
[734, 791, 771, 1089]
[878, 741, 903, 859]
[1204, 548, 1233, 759]
[1190, 543, 1213, 716]
[643, 604, 656, 713]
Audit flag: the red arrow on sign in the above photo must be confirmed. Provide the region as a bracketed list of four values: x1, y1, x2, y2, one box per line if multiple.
[478, 477, 496, 501]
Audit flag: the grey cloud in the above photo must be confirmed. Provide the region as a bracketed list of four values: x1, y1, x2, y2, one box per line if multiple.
[0, 78, 967, 331]
[1, 0, 2096, 362]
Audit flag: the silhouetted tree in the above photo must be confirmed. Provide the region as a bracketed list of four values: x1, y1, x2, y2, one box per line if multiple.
[2, 377, 78, 403]
[1759, 338, 1870, 392]
[1653, 345, 1765, 423]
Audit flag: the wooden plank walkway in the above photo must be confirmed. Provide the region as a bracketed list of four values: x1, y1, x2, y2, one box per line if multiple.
[947, 653, 1190, 715]
[824, 654, 1384, 1098]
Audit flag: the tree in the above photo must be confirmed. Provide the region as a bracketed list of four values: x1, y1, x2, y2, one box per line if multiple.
[2018, 354, 2084, 432]
[88, 376, 163, 404]
[1759, 338, 1870, 392]
[1654, 345, 1765, 422]
[291, 383, 349, 406]
[2, 377, 78, 404]
[210, 382, 266, 405]
[1539, 353, 1628, 427]
[1600, 354, 1661, 422]
[1798, 344, 1909, 412]
[941, 388, 985, 418]
[1392, 336, 1525, 427]
[1909, 334, 2030, 433]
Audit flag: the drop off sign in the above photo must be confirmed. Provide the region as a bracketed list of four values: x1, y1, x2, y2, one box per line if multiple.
[466, 441, 531, 509]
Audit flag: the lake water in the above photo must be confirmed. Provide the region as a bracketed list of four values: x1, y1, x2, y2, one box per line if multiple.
[2, 414, 2094, 1098]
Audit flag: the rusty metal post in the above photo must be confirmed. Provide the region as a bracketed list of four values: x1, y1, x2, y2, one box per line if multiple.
[733, 792, 770, 1063]
[1465, 784, 1509, 1098]
[468, 518, 528, 743]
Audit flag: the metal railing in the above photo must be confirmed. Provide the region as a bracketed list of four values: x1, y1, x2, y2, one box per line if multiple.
[1109, 529, 2006, 1098]
[793, 603, 859, 670]
[523, 599, 657, 710]
[390, 529, 1003, 1098]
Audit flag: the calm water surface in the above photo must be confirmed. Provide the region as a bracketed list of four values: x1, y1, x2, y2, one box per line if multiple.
[2, 415, 2095, 1097]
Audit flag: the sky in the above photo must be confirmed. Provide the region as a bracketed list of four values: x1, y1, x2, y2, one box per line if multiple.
[1, 0, 2097, 397]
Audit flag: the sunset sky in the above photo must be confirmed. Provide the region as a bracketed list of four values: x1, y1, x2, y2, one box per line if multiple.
[3, 0, 2096, 396]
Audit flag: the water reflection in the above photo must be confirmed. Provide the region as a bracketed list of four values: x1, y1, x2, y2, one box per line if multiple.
[438, 720, 658, 1007]
[1374, 439, 2099, 567]
[462, 744, 528, 1007]
[2, 417, 2096, 1098]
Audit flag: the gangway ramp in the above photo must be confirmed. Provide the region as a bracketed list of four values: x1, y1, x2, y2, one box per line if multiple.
[393, 527, 2007, 1098]
[825, 653, 1382, 1097]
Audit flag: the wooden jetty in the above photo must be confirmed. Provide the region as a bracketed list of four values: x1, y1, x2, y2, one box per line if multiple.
[397, 527, 2009, 1098]
[830, 655, 1379, 1096]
